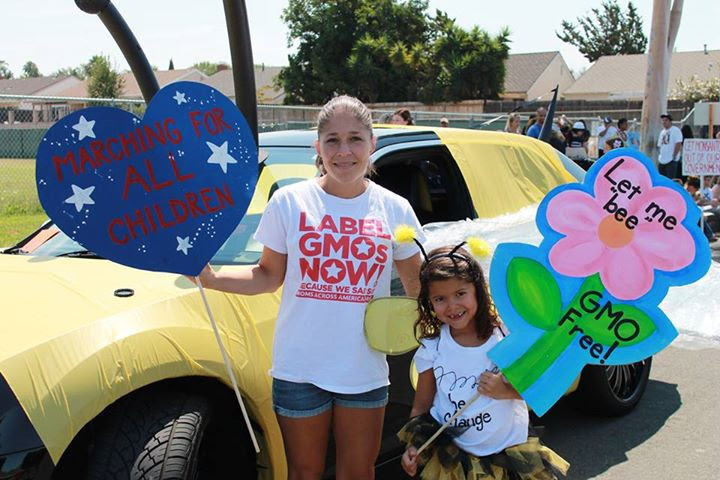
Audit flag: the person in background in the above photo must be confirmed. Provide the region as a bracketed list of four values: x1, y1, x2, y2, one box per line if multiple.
[679, 124, 695, 182]
[378, 112, 394, 124]
[525, 107, 546, 138]
[548, 122, 568, 154]
[604, 134, 624, 152]
[597, 117, 618, 158]
[522, 114, 536, 136]
[565, 120, 590, 163]
[391, 108, 414, 125]
[657, 113, 683, 179]
[617, 118, 629, 143]
[439, 117, 449, 128]
[504, 113, 521, 134]
[684, 176, 717, 243]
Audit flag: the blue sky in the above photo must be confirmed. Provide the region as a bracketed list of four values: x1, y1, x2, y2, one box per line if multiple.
[1, 1, 716, 78]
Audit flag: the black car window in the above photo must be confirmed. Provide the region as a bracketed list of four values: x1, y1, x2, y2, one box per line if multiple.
[373, 146, 475, 225]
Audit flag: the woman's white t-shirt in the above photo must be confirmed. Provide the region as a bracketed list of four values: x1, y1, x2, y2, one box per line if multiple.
[414, 325, 529, 456]
[254, 178, 423, 393]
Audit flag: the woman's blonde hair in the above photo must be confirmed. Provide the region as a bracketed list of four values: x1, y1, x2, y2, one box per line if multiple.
[504, 113, 520, 133]
[315, 95, 375, 176]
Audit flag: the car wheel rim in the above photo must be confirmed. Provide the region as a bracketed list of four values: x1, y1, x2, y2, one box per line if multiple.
[605, 359, 648, 401]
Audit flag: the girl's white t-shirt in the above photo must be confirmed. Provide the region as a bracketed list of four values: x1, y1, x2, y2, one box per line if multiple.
[255, 179, 423, 393]
[414, 325, 529, 456]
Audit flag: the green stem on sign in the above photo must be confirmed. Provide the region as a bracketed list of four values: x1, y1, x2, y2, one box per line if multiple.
[502, 327, 575, 393]
[503, 275, 603, 394]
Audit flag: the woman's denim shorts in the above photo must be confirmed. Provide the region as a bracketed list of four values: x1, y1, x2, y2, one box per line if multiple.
[272, 378, 389, 418]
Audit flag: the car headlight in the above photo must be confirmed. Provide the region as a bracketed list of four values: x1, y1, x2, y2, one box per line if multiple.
[0, 373, 53, 478]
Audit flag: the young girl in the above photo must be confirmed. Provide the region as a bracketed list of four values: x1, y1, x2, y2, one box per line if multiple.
[399, 244, 569, 479]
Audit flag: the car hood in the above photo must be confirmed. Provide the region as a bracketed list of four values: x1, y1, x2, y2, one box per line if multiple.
[0, 254, 191, 363]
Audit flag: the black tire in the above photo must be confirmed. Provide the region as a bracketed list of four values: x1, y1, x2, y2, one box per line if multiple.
[568, 357, 652, 416]
[86, 392, 212, 480]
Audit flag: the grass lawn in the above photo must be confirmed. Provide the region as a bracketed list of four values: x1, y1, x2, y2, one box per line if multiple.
[0, 212, 47, 247]
[0, 158, 47, 246]
[1, 158, 43, 215]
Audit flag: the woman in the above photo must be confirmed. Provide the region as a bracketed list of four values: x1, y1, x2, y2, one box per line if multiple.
[197, 95, 423, 479]
[504, 113, 521, 134]
[390, 107, 414, 125]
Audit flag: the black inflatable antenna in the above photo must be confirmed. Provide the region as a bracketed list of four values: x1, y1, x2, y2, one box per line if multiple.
[539, 85, 559, 143]
[75, 0, 259, 148]
[223, 0, 259, 147]
[75, 0, 159, 102]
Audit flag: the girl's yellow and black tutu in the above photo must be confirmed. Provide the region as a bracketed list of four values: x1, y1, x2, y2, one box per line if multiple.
[397, 414, 570, 480]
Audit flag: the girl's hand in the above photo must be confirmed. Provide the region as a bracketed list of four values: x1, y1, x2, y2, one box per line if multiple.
[478, 371, 521, 400]
[401, 446, 419, 477]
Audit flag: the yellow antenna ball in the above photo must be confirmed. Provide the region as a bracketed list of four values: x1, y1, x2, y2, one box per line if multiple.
[466, 237, 491, 257]
[394, 225, 417, 244]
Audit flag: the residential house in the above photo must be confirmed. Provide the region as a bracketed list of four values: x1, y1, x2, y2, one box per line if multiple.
[501, 51, 575, 101]
[563, 49, 720, 101]
[0, 76, 81, 123]
[201, 65, 285, 104]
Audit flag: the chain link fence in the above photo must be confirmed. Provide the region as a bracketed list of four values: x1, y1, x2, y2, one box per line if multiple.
[0, 93, 692, 233]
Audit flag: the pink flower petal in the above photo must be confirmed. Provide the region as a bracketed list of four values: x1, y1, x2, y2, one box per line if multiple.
[632, 186, 688, 220]
[549, 235, 607, 278]
[594, 156, 652, 211]
[633, 222, 695, 272]
[547, 190, 604, 235]
[600, 246, 654, 300]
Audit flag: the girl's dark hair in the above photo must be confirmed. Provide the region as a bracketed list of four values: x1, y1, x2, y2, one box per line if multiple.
[393, 108, 414, 125]
[415, 246, 499, 342]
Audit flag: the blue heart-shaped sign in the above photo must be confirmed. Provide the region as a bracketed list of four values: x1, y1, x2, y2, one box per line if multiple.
[36, 81, 258, 275]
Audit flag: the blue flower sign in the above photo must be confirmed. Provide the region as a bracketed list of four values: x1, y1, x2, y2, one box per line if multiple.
[488, 149, 711, 415]
[36, 81, 258, 275]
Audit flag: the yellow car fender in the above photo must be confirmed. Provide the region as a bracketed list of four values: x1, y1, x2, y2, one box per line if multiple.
[0, 256, 286, 478]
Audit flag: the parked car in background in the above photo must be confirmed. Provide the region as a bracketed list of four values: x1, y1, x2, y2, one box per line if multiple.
[0, 126, 651, 479]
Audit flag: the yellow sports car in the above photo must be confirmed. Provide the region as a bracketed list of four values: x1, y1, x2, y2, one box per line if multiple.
[0, 127, 651, 479]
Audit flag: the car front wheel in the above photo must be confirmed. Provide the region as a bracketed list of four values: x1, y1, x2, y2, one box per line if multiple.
[86, 391, 215, 479]
[569, 357, 652, 416]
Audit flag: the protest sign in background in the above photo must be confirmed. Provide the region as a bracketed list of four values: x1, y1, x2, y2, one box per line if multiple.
[682, 139, 720, 176]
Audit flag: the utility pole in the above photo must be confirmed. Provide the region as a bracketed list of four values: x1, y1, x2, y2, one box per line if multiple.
[640, 0, 683, 164]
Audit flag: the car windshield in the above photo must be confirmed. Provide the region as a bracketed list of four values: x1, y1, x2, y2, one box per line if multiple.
[9, 145, 317, 265]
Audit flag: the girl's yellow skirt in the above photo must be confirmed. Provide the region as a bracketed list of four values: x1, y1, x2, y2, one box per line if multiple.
[398, 414, 570, 480]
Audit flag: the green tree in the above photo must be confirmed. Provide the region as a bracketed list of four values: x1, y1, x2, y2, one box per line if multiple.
[86, 55, 124, 98]
[168, 58, 175, 70]
[21, 61, 41, 78]
[279, 0, 430, 104]
[0, 60, 12, 79]
[52, 66, 85, 79]
[192, 61, 220, 76]
[279, 1, 508, 104]
[429, 21, 510, 102]
[556, 0, 647, 62]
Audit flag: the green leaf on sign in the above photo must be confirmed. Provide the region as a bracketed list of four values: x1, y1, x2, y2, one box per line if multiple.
[506, 258, 562, 331]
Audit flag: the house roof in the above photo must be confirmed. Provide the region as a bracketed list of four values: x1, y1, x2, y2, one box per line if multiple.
[564, 49, 720, 98]
[0, 76, 75, 96]
[503, 52, 560, 94]
[202, 66, 285, 104]
[57, 68, 207, 99]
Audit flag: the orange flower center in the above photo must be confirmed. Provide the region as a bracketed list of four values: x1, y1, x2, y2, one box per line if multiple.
[598, 215, 634, 248]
